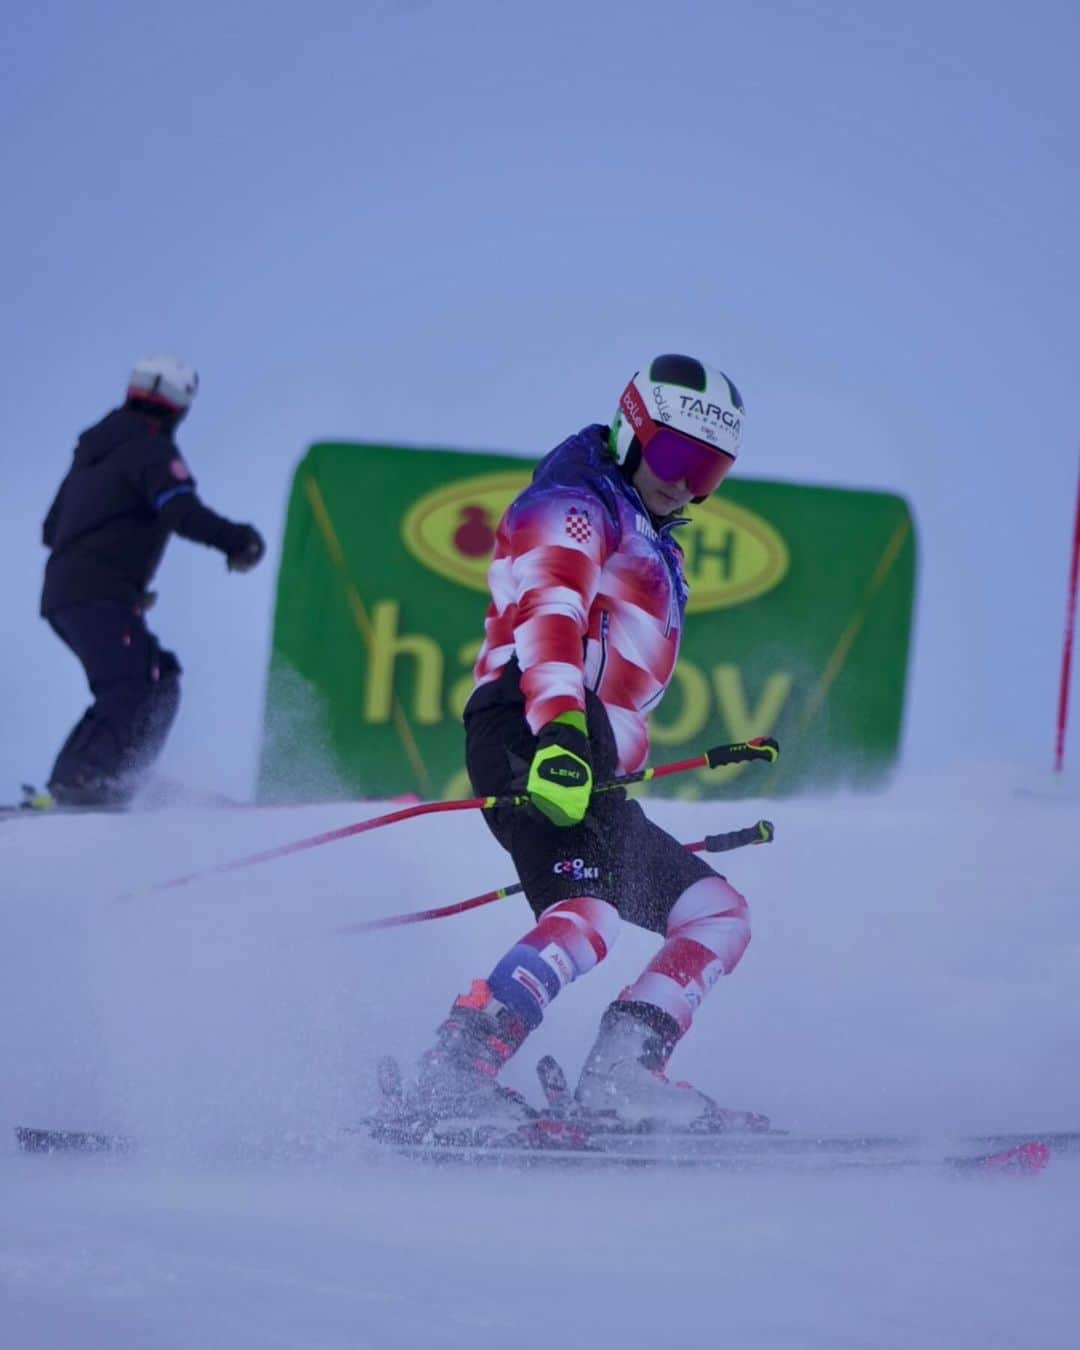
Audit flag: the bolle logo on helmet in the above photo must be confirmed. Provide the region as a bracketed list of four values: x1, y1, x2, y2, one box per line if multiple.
[620, 383, 649, 432]
[652, 384, 674, 424]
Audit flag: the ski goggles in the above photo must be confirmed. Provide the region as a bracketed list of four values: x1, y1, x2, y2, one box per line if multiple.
[620, 381, 736, 497]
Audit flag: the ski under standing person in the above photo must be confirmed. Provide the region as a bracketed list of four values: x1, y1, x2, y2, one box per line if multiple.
[416, 353, 764, 1128]
[37, 355, 266, 809]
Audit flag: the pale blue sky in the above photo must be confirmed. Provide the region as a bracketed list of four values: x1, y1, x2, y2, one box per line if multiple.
[3, 0, 1078, 797]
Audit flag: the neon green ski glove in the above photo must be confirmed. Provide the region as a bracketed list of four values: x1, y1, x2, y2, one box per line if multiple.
[526, 710, 593, 827]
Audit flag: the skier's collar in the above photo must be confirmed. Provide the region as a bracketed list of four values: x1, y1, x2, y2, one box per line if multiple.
[624, 478, 690, 533]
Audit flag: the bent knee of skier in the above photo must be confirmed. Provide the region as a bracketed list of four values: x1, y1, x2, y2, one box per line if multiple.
[666, 875, 751, 975]
[487, 897, 621, 1029]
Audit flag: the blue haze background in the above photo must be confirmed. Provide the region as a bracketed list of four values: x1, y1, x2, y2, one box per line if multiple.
[3, 0, 1078, 800]
[3, 10, 1080, 1344]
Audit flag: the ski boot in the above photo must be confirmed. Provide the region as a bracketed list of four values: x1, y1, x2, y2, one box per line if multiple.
[575, 1001, 770, 1132]
[414, 981, 534, 1127]
[45, 775, 131, 810]
[19, 785, 56, 813]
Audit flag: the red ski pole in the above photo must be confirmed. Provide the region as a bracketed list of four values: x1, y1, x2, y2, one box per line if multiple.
[1054, 452, 1080, 774]
[334, 820, 776, 936]
[129, 739, 779, 899]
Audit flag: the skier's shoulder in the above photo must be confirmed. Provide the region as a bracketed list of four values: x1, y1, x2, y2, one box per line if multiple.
[73, 407, 180, 474]
[117, 413, 199, 493]
[511, 424, 626, 535]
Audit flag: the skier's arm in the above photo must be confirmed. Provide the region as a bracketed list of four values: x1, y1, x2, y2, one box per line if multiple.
[509, 489, 610, 734]
[135, 449, 264, 566]
[159, 490, 255, 558]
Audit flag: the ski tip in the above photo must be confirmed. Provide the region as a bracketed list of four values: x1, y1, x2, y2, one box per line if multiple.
[959, 1139, 1053, 1177]
[15, 1125, 136, 1156]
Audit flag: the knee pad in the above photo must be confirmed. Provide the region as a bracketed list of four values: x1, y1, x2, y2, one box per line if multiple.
[488, 897, 621, 1029]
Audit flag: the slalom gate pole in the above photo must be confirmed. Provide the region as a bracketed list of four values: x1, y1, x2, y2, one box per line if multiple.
[334, 820, 776, 936]
[130, 738, 779, 899]
[1054, 451, 1080, 773]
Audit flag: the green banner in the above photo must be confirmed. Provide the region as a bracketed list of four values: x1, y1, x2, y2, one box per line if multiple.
[258, 442, 916, 802]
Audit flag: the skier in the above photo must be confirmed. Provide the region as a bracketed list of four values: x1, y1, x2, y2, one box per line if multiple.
[36, 354, 265, 809]
[416, 354, 763, 1129]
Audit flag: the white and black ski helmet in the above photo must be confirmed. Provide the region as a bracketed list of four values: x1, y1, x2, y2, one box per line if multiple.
[610, 353, 745, 500]
[127, 354, 199, 413]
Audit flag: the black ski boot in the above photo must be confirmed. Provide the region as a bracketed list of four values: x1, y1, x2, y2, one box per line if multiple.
[415, 981, 534, 1124]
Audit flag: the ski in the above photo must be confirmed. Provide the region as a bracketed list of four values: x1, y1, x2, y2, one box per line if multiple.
[363, 1056, 1065, 1176]
[15, 1125, 136, 1155]
[13, 1119, 1058, 1176]
[371, 1134, 1055, 1175]
[18, 1054, 1074, 1178]
[0, 805, 120, 823]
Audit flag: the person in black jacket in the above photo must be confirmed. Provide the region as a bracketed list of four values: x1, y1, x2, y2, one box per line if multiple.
[38, 354, 265, 809]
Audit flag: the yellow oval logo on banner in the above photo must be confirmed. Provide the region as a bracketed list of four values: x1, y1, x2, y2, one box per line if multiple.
[402, 472, 531, 591]
[401, 471, 788, 610]
[682, 496, 789, 611]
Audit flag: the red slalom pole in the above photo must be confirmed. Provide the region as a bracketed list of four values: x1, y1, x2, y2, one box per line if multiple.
[334, 820, 775, 936]
[127, 797, 490, 898]
[127, 739, 779, 900]
[335, 881, 523, 935]
[1054, 452, 1080, 774]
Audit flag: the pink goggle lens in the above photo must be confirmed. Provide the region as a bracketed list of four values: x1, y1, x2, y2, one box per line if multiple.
[641, 426, 736, 497]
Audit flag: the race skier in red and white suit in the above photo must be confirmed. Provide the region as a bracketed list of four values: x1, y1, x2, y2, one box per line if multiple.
[418, 354, 760, 1127]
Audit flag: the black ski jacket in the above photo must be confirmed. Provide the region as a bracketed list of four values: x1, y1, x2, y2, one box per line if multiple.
[41, 406, 249, 615]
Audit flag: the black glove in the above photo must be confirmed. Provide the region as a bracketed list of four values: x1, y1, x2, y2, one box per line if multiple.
[226, 524, 266, 573]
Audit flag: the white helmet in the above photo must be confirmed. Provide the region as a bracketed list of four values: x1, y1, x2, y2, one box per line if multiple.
[127, 354, 199, 413]
[610, 354, 744, 500]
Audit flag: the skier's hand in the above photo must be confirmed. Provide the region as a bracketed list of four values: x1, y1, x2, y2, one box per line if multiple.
[527, 711, 593, 827]
[226, 524, 266, 573]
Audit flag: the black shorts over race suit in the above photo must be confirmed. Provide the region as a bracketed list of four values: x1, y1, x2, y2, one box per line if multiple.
[463, 661, 719, 934]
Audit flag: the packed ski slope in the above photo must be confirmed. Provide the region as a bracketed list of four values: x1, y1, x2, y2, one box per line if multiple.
[2, 773, 1078, 1348]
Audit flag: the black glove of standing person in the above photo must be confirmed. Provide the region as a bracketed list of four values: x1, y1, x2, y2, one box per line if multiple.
[226, 524, 266, 573]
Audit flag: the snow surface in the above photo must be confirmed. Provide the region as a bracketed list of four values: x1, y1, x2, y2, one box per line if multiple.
[2, 777, 1078, 1348]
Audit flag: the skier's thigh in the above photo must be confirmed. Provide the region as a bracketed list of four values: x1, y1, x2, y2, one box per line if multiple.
[613, 801, 721, 935]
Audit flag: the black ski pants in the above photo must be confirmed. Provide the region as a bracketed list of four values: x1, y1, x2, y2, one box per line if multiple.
[464, 664, 717, 933]
[46, 602, 181, 806]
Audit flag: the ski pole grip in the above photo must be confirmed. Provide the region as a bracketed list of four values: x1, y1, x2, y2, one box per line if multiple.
[704, 737, 779, 768]
[703, 820, 775, 852]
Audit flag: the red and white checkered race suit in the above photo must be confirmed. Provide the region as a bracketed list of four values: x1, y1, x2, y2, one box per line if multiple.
[472, 427, 688, 775]
[425, 425, 755, 1125]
